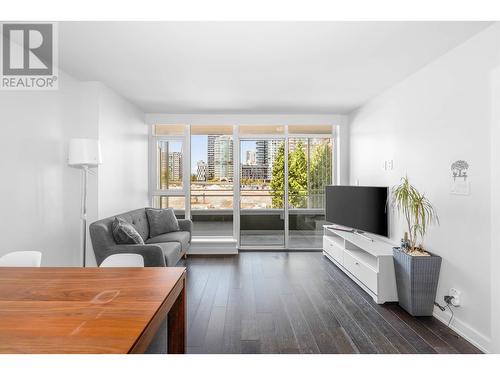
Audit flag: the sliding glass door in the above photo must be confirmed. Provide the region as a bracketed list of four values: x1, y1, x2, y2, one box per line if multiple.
[287, 136, 332, 248]
[190, 125, 234, 237]
[151, 124, 335, 250]
[239, 138, 286, 247]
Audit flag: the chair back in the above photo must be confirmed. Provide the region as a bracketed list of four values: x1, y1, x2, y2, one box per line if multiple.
[100, 253, 144, 267]
[0, 251, 42, 267]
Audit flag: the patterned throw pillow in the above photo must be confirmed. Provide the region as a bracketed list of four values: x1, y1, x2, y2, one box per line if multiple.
[111, 217, 145, 245]
[146, 208, 180, 237]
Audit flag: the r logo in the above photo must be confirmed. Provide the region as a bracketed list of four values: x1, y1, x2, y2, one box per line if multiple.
[2, 23, 53, 76]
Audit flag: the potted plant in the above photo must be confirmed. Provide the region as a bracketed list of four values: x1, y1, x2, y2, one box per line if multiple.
[392, 176, 441, 316]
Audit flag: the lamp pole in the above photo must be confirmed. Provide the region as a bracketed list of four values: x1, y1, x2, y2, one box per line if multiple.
[81, 165, 89, 267]
[68, 138, 102, 267]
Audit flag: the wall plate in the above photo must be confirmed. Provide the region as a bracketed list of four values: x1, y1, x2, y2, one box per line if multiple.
[451, 180, 470, 195]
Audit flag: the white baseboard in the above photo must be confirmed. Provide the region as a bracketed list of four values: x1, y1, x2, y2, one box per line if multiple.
[188, 239, 238, 255]
[432, 306, 491, 353]
[188, 247, 238, 255]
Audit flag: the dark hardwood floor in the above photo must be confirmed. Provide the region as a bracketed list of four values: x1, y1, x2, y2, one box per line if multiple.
[182, 252, 481, 354]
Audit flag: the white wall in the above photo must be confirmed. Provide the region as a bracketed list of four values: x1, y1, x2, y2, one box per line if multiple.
[0, 72, 99, 266]
[97, 84, 149, 219]
[0, 74, 148, 267]
[490, 65, 500, 353]
[75, 84, 150, 267]
[348, 23, 500, 352]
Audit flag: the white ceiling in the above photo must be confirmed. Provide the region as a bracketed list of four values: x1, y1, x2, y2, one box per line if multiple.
[59, 21, 492, 114]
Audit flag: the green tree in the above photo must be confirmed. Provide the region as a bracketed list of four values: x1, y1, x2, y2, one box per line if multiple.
[288, 141, 308, 208]
[310, 142, 332, 208]
[270, 141, 308, 208]
[270, 142, 285, 208]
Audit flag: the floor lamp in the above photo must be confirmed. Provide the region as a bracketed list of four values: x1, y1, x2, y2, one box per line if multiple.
[68, 138, 102, 267]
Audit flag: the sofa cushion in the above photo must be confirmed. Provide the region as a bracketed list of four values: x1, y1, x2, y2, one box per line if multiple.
[146, 231, 190, 251]
[116, 209, 149, 241]
[146, 208, 180, 237]
[111, 218, 144, 245]
[146, 242, 181, 266]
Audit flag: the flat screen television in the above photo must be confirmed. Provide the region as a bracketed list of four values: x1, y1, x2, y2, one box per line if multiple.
[325, 185, 389, 237]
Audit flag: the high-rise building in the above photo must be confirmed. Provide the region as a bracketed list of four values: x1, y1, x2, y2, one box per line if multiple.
[168, 151, 182, 181]
[241, 164, 268, 180]
[196, 160, 207, 181]
[255, 140, 282, 180]
[256, 140, 268, 166]
[214, 136, 233, 181]
[245, 150, 256, 165]
[160, 143, 183, 187]
[207, 136, 216, 180]
[267, 140, 281, 179]
[160, 145, 168, 189]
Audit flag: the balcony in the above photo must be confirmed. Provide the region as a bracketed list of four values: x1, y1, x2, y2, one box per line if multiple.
[183, 208, 326, 249]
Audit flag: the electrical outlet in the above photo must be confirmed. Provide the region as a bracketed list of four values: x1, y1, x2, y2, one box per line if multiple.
[449, 288, 461, 307]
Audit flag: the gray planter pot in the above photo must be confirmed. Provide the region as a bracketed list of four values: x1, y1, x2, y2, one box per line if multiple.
[393, 247, 442, 316]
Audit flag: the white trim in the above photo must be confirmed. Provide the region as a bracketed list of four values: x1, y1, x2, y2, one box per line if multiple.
[233, 125, 240, 246]
[189, 238, 238, 255]
[192, 237, 237, 244]
[237, 133, 286, 139]
[148, 124, 154, 203]
[334, 125, 339, 185]
[284, 126, 289, 248]
[432, 306, 490, 353]
[184, 124, 191, 220]
[149, 135, 187, 199]
[238, 135, 287, 249]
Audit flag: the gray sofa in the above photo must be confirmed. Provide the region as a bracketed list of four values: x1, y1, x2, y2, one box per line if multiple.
[89, 208, 192, 267]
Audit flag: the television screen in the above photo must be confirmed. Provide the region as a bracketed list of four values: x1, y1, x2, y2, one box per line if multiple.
[325, 185, 389, 237]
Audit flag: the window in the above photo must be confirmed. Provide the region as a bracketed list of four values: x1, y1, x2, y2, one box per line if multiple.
[190, 125, 234, 237]
[152, 196, 185, 218]
[288, 137, 333, 248]
[156, 139, 184, 191]
[150, 124, 336, 248]
[151, 125, 187, 214]
[239, 124, 285, 135]
[154, 124, 185, 136]
[240, 139, 285, 246]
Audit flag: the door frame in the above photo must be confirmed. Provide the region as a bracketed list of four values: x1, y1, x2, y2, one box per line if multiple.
[237, 134, 288, 250]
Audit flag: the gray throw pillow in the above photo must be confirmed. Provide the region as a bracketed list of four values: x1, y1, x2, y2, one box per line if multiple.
[146, 208, 180, 237]
[111, 217, 145, 245]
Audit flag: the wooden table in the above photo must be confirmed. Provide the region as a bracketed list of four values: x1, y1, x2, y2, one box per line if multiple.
[0, 267, 186, 354]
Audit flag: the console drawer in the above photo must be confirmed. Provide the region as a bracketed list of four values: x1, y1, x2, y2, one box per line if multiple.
[323, 237, 344, 264]
[343, 251, 378, 294]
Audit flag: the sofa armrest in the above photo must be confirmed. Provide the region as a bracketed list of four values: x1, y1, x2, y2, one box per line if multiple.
[102, 244, 166, 267]
[178, 219, 192, 241]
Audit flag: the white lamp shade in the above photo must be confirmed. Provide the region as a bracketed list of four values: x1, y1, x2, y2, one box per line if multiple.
[68, 138, 102, 166]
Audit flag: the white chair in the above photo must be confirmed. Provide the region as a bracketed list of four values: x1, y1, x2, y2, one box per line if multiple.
[100, 253, 144, 267]
[0, 251, 42, 267]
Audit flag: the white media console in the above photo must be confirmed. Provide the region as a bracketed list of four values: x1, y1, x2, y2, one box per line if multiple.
[322, 225, 398, 304]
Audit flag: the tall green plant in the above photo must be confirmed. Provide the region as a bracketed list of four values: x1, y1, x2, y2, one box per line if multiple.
[310, 142, 332, 208]
[270, 142, 285, 208]
[288, 140, 308, 208]
[392, 177, 439, 250]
